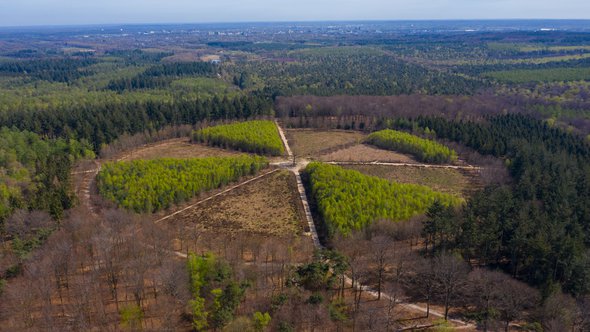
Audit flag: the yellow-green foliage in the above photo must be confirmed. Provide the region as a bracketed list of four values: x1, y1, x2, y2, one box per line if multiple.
[97, 156, 267, 212]
[193, 120, 285, 156]
[367, 129, 457, 164]
[305, 163, 462, 236]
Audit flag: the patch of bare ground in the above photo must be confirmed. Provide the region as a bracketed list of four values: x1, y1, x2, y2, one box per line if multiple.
[342, 164, 475, 198]
[285, 129, 365, 158]
[319, 144, 418, 163]
[113, 138, 245, 161]
[111, 138, 285, 163]
[164, 170, 308, 237]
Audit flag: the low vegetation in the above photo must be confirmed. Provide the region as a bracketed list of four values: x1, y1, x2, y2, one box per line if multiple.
[305, 162, 462, 236]
[97, 156, 268, 212]
[367, 129, 457, 164]
[193, 120, 285, 156]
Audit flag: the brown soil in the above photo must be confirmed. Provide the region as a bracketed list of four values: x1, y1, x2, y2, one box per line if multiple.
[285, 129, 365, 158]
[165, 170, 307, 237]
[318, 144, 418, 163]
[342, 164, 474, 198]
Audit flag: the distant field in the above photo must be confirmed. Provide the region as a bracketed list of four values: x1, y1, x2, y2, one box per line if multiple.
[485, 67, 590, 83]
[318, 144, 417, 163]
[342, 164, 473, 198]
[165, 170, 306, 237]
[285, 129, 365, 158]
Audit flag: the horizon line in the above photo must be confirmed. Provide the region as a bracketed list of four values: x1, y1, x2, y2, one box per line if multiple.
[2, 18, 590, 29]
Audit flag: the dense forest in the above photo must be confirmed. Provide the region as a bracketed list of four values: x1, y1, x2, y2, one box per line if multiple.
[193, 120, 285, 156]
[304, 162, 462, 237]
[367, 129, 457, 164]
[98, 156, 268, 212]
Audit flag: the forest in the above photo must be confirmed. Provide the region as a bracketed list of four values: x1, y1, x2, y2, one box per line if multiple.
[2, 23, 590, 330]
[97, 156, 268, 212]
[193, 120, 285, 156]
[304, 162, 462, 237]
[367, 129, 457, 164]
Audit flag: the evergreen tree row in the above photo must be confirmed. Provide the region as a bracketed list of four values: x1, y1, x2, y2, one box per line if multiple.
[304, 162, 462, 237]
[0, 95, 273, 152]
[367, 129, 457, 164]
[97, 156, 268, 213]
[192, 120, 285, 156]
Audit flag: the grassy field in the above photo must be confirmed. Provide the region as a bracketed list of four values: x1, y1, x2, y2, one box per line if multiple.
[318, 144, 417, 163]
[285, 129, 365, 158]
[342, 164, 474, 198]
[165, 170, 307, 237]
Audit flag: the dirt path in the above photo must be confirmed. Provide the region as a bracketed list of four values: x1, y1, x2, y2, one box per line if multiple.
[154, 168, 280, 224]
[327, 161, 481, 171]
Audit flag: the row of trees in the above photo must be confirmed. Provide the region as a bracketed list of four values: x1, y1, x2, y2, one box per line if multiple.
[107, 61, 218, 92]
[0, 95, 273, 151]
[304, 162, 462, 237]
[367, 129, 457, 164]
[193, 120, 285, 156]
[97, 156, 268, 213]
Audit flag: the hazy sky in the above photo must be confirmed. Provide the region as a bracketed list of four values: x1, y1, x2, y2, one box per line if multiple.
[1, 0, 589, 27]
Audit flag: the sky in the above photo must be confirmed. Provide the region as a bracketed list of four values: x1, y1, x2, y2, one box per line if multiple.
[0, 0, 589, 27]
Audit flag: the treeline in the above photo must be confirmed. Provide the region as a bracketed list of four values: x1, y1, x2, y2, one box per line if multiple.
[304, 162, 462, 237]
[0, 95, 273, 152]
[0, 58, 97, 83]
[97, 156, 268, 212]
[0, 127, 95, 226]
[193, 120, 285, 156]
[367, 129, 457, 164]
[405, 114, 590, 295]
[107, 62, 218, 92]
